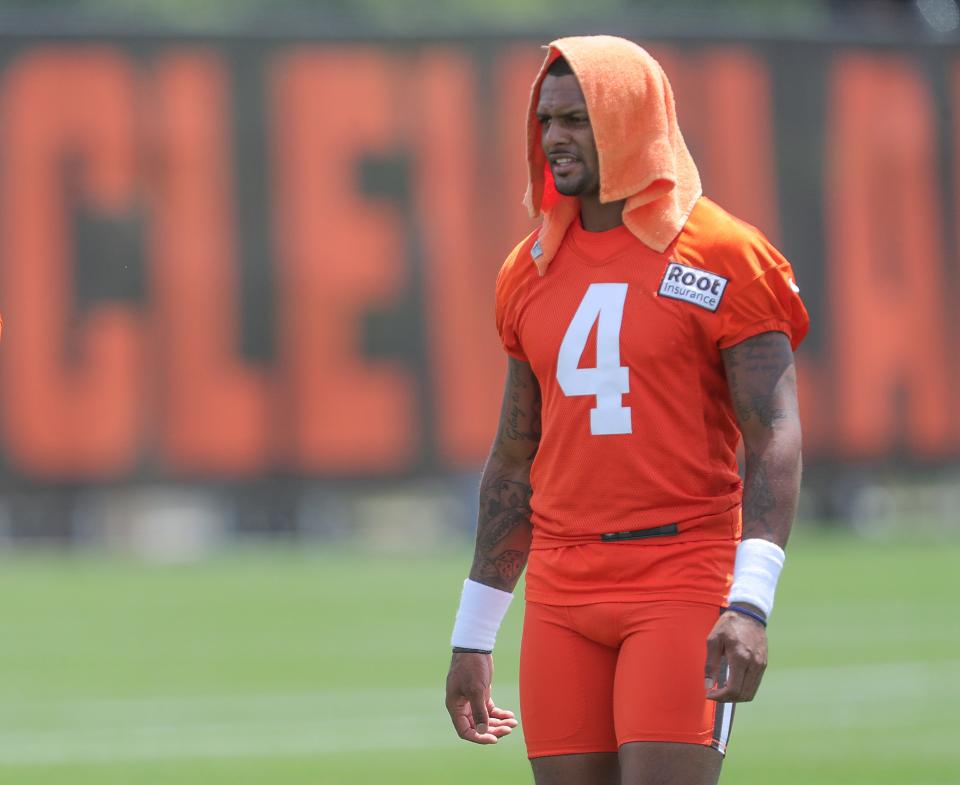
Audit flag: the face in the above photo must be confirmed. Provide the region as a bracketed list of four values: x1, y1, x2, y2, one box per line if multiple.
[536, 73, 600, 198]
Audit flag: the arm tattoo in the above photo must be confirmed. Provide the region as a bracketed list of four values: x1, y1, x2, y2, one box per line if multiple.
[724, 332, 797, 429]
[500, 358, 542, 452]
[741, 457, 779, 539]
[722, 332, 802, 547]
[469, 359, 541, 591]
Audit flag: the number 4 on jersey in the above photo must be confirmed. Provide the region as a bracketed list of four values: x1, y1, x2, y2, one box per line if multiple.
[556, 283, 632, 435]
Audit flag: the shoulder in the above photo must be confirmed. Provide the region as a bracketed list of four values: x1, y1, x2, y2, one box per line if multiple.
[680, 198, 809, 350]
[496, 229, 540, 304]
[674, 197, 787, 285]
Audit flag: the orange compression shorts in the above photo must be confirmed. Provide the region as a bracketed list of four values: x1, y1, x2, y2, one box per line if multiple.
[519, 599, 735, 759]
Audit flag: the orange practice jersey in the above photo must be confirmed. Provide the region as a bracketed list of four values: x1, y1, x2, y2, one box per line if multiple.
[496, 197, 809, 555]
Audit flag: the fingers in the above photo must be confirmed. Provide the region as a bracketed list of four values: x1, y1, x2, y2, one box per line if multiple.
[469, 688, 490, 734]
[708, 657, 766, 702]
[446, 689, 509, 745]
[707, 659, 744, 702]
[486, 715, 517, 738]
[488, 708, 519, 726]
[446, 655, 501, 744]
[705, 614, 767, 703]
[483, 697, 518, 738]
[736, 651, 767, 701]
[449, 702, 514, 744]
[704, 629, 723, 691]
[487, 698, 518, 724]
[451, 711, 500, 744]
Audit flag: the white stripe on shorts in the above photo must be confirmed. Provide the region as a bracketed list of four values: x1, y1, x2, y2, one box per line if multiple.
[717, 701, 733, 754]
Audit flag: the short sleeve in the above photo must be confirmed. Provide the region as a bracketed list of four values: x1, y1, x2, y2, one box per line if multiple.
[494, 234, 538, 361]
[715, 239, 810, 351]
[495, 261, 528, 361]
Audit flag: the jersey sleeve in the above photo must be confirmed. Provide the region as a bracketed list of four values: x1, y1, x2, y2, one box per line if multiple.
[494, 236, 535, 361]
[715, 236, 809, 351]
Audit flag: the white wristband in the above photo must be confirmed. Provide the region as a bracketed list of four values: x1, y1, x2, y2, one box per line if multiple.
[726, 538, 786, 618]
[451, 579, 514, 651]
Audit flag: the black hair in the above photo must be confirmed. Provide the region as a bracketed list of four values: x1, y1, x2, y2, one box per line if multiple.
[546, 57, 574, 77]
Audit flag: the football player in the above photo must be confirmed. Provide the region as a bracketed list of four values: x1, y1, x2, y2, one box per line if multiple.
[445, 35, 807, 785]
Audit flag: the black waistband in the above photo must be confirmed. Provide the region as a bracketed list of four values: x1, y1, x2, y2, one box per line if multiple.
[600, 523, 679, 542]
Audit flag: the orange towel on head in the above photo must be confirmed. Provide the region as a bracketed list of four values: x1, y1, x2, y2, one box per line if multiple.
[523, 35, 702, 275]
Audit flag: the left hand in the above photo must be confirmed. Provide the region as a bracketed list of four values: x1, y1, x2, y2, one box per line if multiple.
[704, 607, 768, 702]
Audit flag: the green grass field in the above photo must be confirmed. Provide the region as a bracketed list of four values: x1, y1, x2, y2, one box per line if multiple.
[0, 530, 957, 785]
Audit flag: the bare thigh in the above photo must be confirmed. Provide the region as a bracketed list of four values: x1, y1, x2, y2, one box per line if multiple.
[531, 752, 620, 785]
[618, 741, 723, 785]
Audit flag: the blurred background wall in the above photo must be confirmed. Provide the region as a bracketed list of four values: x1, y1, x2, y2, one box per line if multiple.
[0, 0, 958, 556]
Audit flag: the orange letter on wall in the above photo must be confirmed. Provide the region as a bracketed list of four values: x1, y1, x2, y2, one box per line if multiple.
[494, 46, 546, 245]
[649, 46, 780, 240]
[949, 60, 960, 447]
[414, 49, 517, 468]
[826, 55, 951, 459]
[270, 50, 415, 471]
[148, 53, 269, 475]
[699, 48, 780, 242]
[0, 49, 142, 478]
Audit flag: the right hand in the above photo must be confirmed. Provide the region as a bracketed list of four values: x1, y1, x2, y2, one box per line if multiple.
[704, 606, 769, 703]
[444, 652, 518, 744]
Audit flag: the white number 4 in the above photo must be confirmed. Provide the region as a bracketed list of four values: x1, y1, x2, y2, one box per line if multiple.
[556, 283, 632, 435]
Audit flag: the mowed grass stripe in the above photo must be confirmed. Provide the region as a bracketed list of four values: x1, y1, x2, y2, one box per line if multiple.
[0, 538, 957, 784]
[2, 658, 957, 726]
[0, 715, 452, 765]
[0, 659, 957, 764]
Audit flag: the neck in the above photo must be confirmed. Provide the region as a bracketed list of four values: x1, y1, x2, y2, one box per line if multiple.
[579, 194, 626, 232]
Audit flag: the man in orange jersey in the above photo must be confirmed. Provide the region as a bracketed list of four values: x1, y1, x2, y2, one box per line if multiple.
[444, 36, 808, 785]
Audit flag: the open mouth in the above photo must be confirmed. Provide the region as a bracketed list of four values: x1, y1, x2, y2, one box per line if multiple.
[550, 155, 580, 176]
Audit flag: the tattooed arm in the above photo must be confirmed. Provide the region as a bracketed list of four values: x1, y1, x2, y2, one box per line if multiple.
[469, 357, 541, 591]
[723, 330, 802, 549]
[445, 357, 540, 746]
[705, 330, 801, 705]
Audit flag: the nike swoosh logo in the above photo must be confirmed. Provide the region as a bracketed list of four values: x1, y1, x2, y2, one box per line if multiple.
[788, 277, 800, 293]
